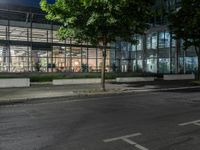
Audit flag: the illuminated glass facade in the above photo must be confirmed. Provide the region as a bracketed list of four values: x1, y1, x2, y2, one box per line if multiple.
[0, 8, 112, 73]
[0, 0, 198, 74]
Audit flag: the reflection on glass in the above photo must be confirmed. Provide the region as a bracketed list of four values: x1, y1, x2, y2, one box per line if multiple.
[32, 29, 47, 42]
[147, 35, 151, 50]
[10, 27, 28, 41]
[152, 33, 157, 49]
[159, 32, 165, 48]
[53, 31, 65, 43]
[0, 25, 6, 40]
[165, 32, 171, 48]
[137, 36, 143, 51]
[159, 58, 170, 74]
[31, 50, 47, 72]
[146, 58, 157, 73]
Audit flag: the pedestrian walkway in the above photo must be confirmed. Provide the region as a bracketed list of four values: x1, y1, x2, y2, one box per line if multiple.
[0, 83, 123, 105]
[0, 80, 199, 105]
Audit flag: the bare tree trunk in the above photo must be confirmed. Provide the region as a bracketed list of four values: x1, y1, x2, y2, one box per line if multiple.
[197, 54, 200, 80]
[194, 44, 200, 80]
[101, 38, 107, 91]
[101, 45, 107, 91]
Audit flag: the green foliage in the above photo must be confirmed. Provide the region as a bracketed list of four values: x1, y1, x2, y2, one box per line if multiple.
[81, 63, 88, 72]
[40, 0, 155, 89]
[168, 0, 200, 78]
[40, 0, 154, 46]
[169, 0, 200, 51]
[34, 62, 41, 72]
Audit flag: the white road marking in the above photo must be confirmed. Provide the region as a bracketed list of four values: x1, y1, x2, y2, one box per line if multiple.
[122, 138, 137, 145]
[179, 120, 200, 126]
[103, 133, 149, 150]
[103, 133, 142, 142]
[122, 138, 149, 150]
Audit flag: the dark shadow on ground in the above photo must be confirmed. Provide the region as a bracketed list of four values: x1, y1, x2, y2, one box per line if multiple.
[112, 80, 195, 89]
[161, 87, 200, 93]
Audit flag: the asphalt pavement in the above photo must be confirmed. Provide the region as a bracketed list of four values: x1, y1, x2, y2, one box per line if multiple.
[0, 88, 200, 150]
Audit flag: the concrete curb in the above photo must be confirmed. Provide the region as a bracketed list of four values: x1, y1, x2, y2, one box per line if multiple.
[0, 92, 77, 106]
[127, 86, 200, 93]
[0, 86, 200, 106]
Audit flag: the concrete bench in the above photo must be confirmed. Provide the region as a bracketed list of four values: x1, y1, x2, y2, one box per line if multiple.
[163, 74, 195, 80]
[0, 78, 30, 88]
[116, 77, 155, 83]
[53, 78, 101, 85]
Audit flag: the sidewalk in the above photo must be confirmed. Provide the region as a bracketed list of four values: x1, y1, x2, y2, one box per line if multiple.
[0, 83, 124, 105]
[0, 80, 199, 105]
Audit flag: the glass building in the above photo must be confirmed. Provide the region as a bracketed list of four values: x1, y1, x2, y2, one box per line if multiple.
[0, 0, 197, 74]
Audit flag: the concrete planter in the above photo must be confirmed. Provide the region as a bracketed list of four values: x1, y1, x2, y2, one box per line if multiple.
[53, 78, 101, 85]
[163, 74, 195, 80]
[0, 78, 30, 88]
[116, 77, 155, 83]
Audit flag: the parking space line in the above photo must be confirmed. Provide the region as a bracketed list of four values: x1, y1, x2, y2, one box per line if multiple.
[103, 133, 142, 142]
[103, 133, 149, 150]
[122, 138, 149, 150]
[179, 120, 200, 126]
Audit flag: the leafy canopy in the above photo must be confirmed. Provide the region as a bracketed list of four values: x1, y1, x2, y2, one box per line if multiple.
[41, 0, 154, 46]
[169, 0, 200, 51]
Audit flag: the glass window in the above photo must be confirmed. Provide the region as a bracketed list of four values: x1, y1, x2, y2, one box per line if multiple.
[132, 44, 136, 51]
[146, 58, 157, 73]
[121, 42, 128, 51]
[64, 47, 71, 71]
[71, 47, 81, 72]
[10, 56, 29, 72]
[185, 57, 197, 73]
[172, 34, 176, 47]
[137, 60, 143, 71]
[152, 33, 157, 49]
[53, 31, 65, 44]
[97, 58, 111, 72]
[52, 46, 65, 72]
[31, 50, 48, 72]
[131, 51, 136, 59]
[0, 25, 6, 40]
[159, 48, 169, 58]
[159, 32, 165, 48]
[88, 48, 97, 59]
[146, 35, 151, 50]
[146, 49, 157, 58]
[10, 46, 29, 57]
[32, 29, 47, 42]
[47, 30, 53, 43]
[121, 50, 129, 59]
[10, 27, 29, 41]
[159, 58, 170, 74]
[0, 45, 9, 72]
[165, 32, 171, 48]
[81, 47, 88, 66]
[6, 46, 31, 72]
[137, 51, 143, 59]
[88, 59, 97, 72]
[137, 36, 143, 51]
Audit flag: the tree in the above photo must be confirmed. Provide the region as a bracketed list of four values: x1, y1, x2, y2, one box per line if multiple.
[34, 62, 41, 72]
[40, 0, 154, 91]
[169, 0, 200, 79]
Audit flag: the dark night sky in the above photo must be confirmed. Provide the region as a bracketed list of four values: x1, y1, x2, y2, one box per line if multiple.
[0, 0, 55, 7]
